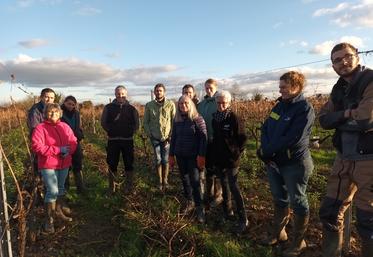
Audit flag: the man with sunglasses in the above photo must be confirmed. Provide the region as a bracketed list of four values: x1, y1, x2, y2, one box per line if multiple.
[319, 42, 373, 257]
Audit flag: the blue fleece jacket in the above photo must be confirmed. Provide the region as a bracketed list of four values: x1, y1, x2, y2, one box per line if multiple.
[260, 93, 315, 166]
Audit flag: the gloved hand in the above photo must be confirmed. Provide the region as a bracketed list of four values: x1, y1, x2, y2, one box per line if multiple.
[60, 146, 70, 158]
[197, 156, 205, 170]
[169, 155, 175, 169]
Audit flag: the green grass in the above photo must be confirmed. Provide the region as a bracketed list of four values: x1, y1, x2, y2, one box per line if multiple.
[1, 124, 337, 257]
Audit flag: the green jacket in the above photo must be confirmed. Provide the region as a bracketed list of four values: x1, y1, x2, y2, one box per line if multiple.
[197, 93, 217, 141]
[143, 99, 176, 141]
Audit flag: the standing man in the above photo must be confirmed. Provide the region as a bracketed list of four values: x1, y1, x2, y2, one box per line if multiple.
[27, 88, 56, 175]
[101, 85, 139, 194]
[27, 88, 56, 136]
[319, 42, 373, 257]
[197, 79, 223, 208]
[143, 83, 176, 191]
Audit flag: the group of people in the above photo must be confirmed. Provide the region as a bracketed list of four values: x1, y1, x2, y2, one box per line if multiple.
[26, 42, 372, 257]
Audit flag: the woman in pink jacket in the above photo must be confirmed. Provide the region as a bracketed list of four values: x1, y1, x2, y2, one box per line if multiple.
[32, 103, 77, 233]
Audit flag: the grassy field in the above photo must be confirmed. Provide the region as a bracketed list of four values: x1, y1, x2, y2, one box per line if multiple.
[0, 99, 361, 257]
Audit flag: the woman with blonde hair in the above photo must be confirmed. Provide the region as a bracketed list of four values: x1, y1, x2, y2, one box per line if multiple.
[169, 95, 207, 223]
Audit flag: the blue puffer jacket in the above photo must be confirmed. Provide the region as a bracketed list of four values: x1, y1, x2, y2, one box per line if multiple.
[260, 93, 315, 166]
[169, 115, 207, 158]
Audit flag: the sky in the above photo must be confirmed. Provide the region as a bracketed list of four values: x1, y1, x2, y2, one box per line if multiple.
[0, 0, 373, 105]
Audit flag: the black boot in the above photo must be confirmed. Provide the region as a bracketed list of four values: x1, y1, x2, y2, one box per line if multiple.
[236, 210, 248, 235]
[123, 170, 134, 195]
[73, 169, 86, 194]
[196, 206, 206, 223]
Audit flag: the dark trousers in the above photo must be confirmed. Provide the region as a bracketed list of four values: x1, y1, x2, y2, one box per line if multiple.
[217, 167, 245, 215]
[176, 156, 202, 206]
[205, 142, 221, 201]
[106, 140, 134, 174]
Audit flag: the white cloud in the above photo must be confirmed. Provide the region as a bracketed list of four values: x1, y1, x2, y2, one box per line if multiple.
[272, 22, 283, 29]
[18, 38, 49, 48]
[74, 7, 102, 16]
[16, 0, 62, 8]
[309, 36, 364, 55]
[313, 1, 373, 28]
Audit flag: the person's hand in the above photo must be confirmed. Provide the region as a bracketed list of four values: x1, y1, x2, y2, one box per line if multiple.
[60, 146, 70, 158]
[256, 148, 269, 164]
[169, 155, 175, 168]
[197, 156, 205, 170]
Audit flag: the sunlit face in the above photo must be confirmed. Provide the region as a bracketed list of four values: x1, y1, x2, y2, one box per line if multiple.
[279, 80, 299, 100]
[154, 86, 165, 100]
[216, 96, 230, 112]
[178, 98, 190, 114]
[63, 99, 76, 112]
[205, 83, 217, 97]
[115, 88, 127, 104]
[47, 108, 61, 123]
[41, 92, 55, 104]
[332, 47, 359, 79]
[182, 87, 194, 99]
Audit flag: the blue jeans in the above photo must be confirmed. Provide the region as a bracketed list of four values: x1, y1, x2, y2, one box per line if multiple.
[150, 139, 170, 166]
[41, 168, 69, 203]
[176, 156, 202, 206]
[266, 157, 313, 216]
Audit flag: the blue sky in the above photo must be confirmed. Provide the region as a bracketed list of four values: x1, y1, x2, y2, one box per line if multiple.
[0, 0, 373, 104]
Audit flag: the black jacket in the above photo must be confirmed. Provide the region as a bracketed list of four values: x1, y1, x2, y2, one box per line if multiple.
[101, 100, 139, 139]
[211, 111, 247, 168]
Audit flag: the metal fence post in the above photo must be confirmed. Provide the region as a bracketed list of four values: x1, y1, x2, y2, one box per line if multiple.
[0, 151, 13, 257]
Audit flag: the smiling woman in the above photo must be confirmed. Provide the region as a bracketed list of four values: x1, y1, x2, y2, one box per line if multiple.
[31, 103, 78, 234]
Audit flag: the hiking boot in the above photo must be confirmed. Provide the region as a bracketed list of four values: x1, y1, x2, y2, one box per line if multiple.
[56, 197, 73, 222]
[43, 202, 55, 234]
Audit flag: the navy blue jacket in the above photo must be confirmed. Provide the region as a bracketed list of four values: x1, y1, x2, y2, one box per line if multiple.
[260, 93, 315, 166]
[170, 115, 207, 158]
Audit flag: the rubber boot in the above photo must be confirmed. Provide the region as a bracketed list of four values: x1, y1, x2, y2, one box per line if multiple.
[361, 239, 373, 257]
[43, 202, 55, 234]
[73, 169, 86, 194]
[321, 229, 343, 257]
[196, 206, 206, 224]
[236, 210, 248, 235]
[59, 195, 72, 216]
[123, 170, 134, 195]
[156, 164, 163, 190]
[283, 214, 309, 257]
[261, 207, 290, 245]
[162, 164, 169, 190]
[56, 197, 73, 222]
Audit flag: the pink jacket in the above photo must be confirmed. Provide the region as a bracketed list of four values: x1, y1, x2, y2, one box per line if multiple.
[32, 120, 77, 170]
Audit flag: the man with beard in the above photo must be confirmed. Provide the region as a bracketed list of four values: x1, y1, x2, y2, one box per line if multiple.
[101, 85, 139, 194]
[319, 42, 373, 257]
[144, 83, 176, 191]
